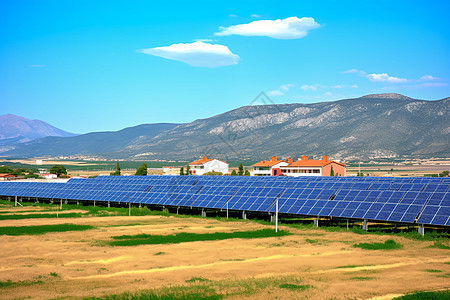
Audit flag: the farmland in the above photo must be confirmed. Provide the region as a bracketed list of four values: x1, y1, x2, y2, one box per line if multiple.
[0, 202, 449, 299]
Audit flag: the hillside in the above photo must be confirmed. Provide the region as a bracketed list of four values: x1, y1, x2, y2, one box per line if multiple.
[0, 114, 76, 143]
[1, 94, 449, 160]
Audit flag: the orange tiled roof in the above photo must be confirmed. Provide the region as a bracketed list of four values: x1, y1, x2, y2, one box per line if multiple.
[288, 159, 346, 168]
[252, 160, 286, 167]
[189, 156, 229, 165]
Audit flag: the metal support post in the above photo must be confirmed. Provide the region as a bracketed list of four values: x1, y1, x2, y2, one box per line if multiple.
[242, 211, 246, 220]
[314, 217, 319, 227]
[347, 219, 349, 230]
[60, 199, 63, 210]
[15, 196, 17, 207]
[363, 219, 368, 231]
[418, 224, 425, 236]
[177, 207, 179, 215]
[108, 201, 110, 208]
[275, 198, 279, 232]
[226, 202, 229, 219]
[93, 200, 96, 207]
[77, 200, 79, 206]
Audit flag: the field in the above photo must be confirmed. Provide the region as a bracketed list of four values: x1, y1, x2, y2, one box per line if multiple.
[0, 203, 449, 299]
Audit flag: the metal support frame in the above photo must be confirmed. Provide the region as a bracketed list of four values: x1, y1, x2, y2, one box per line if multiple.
[314, 216, 319, 227]
[347, 219, 349, 230]
[275, 198, 278, 232]
[201, 209, 206, 217]
[226, 202, 229, 219]
[362, 219, 368, 231]
[242, 211, 246, 220]
[418, 224, 425, 236]
[177, 207, 179, 215]
[15, 196, 17, 207]
[93, 200, 96, 207]
[108, 201, 110, 208]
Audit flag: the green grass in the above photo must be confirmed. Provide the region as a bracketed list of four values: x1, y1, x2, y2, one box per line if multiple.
[108, 229, 292, 246]
[353, 239, 402, 250]
[305, 238, 319, 244]
[334, 264, 374, 269]
[423, 269, 442, 273]
[185, 277, 211, 283]
[0, 212, 84, 220]
[154, 252, 166, 256]
[428, 242, 450, 250]
[278, 284, 311, 290]
[349, 277, 374, 280]
[88, 275, 306, 299]
[0, 224, 95, 236]
[0, 280, 43, 288]
[393, 290, 450, 299]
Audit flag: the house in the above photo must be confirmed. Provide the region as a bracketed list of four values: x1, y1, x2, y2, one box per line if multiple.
[162, 166, 182, 175]
[280, 156, 346, 177]
[0, 174, 17, 181]
[41, 173, 58, 179]
[251, 156, 290, 176]
[188, 156, 229, 175]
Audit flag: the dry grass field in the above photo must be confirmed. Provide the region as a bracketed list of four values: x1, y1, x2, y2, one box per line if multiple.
[0, 204, 449, 299]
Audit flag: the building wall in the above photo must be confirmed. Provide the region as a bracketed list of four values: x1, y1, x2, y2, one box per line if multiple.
[281, 168, 322, 177]
[191, 159, 229, 175]
[322, 162, 346, 176]
[252, 162, 289, 176]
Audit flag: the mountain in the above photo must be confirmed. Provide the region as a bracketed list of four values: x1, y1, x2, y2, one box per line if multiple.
[0, 114, 76, 143]
[0, 123, 180, 157]
[1, 94, 449, 160]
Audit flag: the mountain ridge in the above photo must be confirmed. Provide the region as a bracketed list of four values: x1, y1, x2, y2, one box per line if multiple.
[1, 94, 448, 161]
[0, 114, 76, 143]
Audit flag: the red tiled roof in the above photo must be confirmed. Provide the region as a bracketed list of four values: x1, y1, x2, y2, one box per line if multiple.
[189, 156, 229, 165]
[252, 160, 286, 167]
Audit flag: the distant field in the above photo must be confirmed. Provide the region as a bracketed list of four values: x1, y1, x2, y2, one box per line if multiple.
[0, 202, 449, 299]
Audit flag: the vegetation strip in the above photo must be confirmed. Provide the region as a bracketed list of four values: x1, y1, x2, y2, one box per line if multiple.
[393, 290, 450, 300]
[108, 229, 292, 246]
[0, 224, 95, 236]
[86, 275, 308, 299]
[0, 213, 83, 220]
[353, 239, 402, 250]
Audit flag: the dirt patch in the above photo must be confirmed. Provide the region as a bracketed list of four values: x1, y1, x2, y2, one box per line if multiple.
[0, 207, 449, 299]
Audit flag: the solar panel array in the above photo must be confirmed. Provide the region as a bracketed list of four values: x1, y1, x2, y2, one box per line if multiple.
[0, 175, 448, 226]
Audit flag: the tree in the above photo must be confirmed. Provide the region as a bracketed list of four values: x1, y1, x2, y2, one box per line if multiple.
[439, 170, 449, 177]
[231, 170, 237, 176]
[180, 167, 184, 176]
[238, 163, 244, 176]
[0, 166, 14, 174]
[135, 163, 148, 176]
[110, 163, 121, 176]
[49, 165, 67, 177]
[330, 165, 335, 176]
[185, 165, 190, 175]
[244, 170, 251, 176]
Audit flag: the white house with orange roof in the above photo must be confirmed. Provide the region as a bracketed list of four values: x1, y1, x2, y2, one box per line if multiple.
[280, 156, 346, 177]
[251, 156, 290, 176]
[188, 156, 229, 175]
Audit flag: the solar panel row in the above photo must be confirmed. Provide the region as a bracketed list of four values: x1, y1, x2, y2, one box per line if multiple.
[0, 175, 448, 226]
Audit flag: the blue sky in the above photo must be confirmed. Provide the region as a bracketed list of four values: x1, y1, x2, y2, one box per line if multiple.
[1, 0, 449, 134]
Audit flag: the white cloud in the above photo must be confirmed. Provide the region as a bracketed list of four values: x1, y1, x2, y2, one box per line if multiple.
[301, 84, 319, 91]
[333, 84, 358, 89]
[366, 73, 408, 83]
[215, 16, 321, 39]
[251, 14, 261, 18]
[194, 38, 215, 42]
[267, 90, 284, 96]
[416, 82, 448, 88]
[342, 69, 366, 75]
[420, 75, 439, 81]
[229, 14, 238, 17]
[138, 41, 240, 67]
[280, 83, 295, 91]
